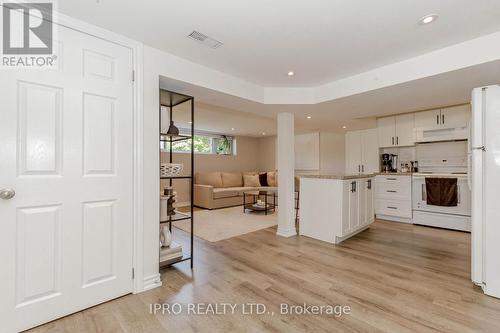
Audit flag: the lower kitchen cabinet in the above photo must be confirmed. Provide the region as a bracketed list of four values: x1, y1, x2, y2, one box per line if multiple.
[374, 174, 412, 222]
[299, 176, 374, 244]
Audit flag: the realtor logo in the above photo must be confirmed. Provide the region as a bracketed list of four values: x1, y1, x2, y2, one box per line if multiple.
[2, 1, 57, 68]
[3, 2, 52, 54]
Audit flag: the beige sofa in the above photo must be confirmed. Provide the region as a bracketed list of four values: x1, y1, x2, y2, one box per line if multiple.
[194, 171, 277, 210]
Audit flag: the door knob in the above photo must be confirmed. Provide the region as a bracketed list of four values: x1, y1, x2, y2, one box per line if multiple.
[0, 188, 15, 200]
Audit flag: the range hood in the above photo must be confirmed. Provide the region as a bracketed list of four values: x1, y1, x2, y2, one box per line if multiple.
[415, 125, 468, 143]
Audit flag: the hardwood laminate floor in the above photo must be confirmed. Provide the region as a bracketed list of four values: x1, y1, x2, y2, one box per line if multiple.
[29, 220, 500, 333]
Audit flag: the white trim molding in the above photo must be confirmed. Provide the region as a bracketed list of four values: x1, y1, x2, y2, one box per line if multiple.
[143, 274, 163, 292]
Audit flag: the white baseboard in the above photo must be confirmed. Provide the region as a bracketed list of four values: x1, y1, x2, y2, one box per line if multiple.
[277, 227, 297, 238]
[143, 273, 162, 292]
[376, 214, 413, 224]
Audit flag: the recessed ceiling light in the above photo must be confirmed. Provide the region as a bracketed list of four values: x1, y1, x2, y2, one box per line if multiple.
[342, 126, 347, 129]
[306, 116, 312, 119]
[262, 132, 266, 135]
[231, 127, 235, 131]
[419, 14, 438, 25]
[287, 71, 295, 76]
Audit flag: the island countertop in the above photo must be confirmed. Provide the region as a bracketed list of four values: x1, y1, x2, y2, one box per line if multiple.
[299, 173, 375, 180]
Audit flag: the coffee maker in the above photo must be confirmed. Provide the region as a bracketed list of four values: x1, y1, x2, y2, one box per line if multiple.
[381, 153, 398, 172]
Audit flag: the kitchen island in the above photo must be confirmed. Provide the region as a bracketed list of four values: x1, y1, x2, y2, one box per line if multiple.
[299, 174, 374, 244]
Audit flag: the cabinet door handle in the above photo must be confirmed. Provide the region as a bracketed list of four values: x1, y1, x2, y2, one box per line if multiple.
[437, 114, 439, 124]
[392, 137, 394, 145]
[396, 136, 399, 145]
[386, 190, 397, 193]
[351, 181, 356, 193]
[387, 206, 398, 209]
[442, 114, 445, 125]
[386, 178, 397, 181]
[358, 165, 360, 173]
[362, 165, 364, 173]
[367, 179, 372, 189]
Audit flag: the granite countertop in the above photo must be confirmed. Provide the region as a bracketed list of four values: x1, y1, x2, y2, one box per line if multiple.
[300, 173, 375, 180]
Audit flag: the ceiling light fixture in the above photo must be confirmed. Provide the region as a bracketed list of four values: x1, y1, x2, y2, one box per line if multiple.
[231, 128, 235, 131]
[306, 116, 312, 119]
[262, 132, 266, 136]
[419, 14, 438, 25]
[342, 126, 347, 129]
[287, 71, 295, 76]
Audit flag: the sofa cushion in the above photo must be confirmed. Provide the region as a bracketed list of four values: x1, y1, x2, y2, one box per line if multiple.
[267, 171, 277, 186]
[243, 171, 259, 176]
[212, 188, 239, 199]
[243, 174, 261, 187]
[196, 172, 223, 188]
[259, 172, 269, 186]
[221, 172, 243, 188]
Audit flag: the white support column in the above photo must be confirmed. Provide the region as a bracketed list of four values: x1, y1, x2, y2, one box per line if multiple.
[277, 112, 297, 237]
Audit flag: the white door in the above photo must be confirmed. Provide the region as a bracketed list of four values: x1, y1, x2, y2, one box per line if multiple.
[377, 116, 395, 147]
[395, 113, 415, 146]
[361, 128, 379, 173]
[415, 109, 441, 130]
[345, 131, 361, 173]
[0, 24, 134, 332]
[441, 105, 470, 129]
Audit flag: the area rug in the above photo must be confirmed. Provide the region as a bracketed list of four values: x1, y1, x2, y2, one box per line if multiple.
[173, 206, 277, 242]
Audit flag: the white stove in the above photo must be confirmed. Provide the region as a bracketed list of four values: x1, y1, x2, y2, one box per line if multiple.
[411, 151, 471, 231]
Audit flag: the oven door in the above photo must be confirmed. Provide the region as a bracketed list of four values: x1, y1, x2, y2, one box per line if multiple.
[412, 176, 471, 216]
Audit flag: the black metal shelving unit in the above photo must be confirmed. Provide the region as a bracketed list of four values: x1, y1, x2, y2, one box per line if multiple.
[159, 89, 194, 269]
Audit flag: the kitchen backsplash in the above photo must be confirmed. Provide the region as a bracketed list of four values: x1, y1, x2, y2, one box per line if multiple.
[380, 140, 467, 172]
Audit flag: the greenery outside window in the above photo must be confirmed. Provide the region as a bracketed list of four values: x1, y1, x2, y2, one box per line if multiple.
[161, 131, 235, 155]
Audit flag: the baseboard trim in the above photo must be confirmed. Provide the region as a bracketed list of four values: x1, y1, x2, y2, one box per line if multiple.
[277, 227, 297, 238]
[376, 214, 413, 224]
[143, 273, 162, 292]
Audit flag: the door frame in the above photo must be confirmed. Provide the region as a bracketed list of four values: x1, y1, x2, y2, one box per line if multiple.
[51, 11, 145, 293]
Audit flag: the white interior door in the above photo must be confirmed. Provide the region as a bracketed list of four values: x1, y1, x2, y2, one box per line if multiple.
[0, 24, 134, 332]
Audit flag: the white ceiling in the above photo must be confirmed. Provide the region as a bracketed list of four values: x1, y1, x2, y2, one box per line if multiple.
[60, 0, 500, 87]
[161, 59, 500, 135]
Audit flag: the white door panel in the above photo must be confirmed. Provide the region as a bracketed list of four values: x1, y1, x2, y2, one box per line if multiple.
[0, 24, 134, 332]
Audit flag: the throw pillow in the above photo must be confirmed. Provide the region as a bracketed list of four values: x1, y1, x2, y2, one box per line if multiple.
[259, 172, 269, 186]
[243, 174, 261, 187]
[267, 171, 277, 186]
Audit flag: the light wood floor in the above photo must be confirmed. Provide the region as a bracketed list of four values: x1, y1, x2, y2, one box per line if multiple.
[29, 220, 500, 333]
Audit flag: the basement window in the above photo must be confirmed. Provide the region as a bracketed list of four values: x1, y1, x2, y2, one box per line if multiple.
[161, 131, 235, 155]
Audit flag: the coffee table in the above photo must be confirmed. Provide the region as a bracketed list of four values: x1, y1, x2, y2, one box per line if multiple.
[243, 190, 276, 215]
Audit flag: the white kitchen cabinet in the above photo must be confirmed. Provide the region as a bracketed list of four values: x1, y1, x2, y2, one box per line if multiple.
[377, 114, 415, 147]
[377, 116, 395, 147]
[415, 105, 470, 130]
[300, 176, 374, 244]
[374, 175, 412, 222]
[345, 128, 379, 174]
[440, 104, 470, 129]
[415, 109, 441, 130]
[395, 114, 415, 146]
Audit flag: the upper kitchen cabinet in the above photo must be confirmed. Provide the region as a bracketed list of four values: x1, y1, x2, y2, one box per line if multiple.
[415, 109, 441, 130]
[440, 104, 470, 129]
[346, 128, 379, 174]
[415, 104, 470, 142]
[377, 114, 415, 147]
[415, 105, 470, 130]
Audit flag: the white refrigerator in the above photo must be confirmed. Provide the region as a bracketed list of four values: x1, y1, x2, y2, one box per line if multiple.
[471, 85, 500, 298]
